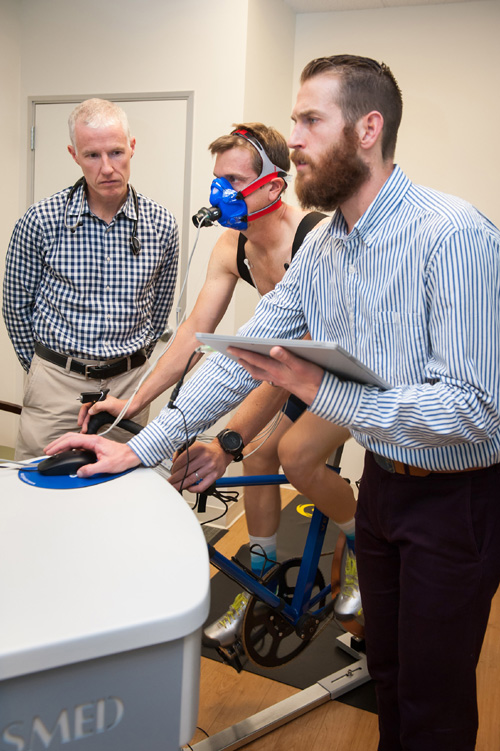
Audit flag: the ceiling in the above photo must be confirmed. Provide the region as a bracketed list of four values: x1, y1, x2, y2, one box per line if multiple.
[284, 0, 480, 12]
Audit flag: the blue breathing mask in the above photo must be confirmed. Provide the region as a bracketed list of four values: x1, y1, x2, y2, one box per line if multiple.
[209, 177, 249, 230]
[191, 128, 289, 231]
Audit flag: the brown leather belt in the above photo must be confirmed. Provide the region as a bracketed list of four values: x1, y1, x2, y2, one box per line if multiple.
[34, 342, 147, 380]
[371, 452, 478, 477]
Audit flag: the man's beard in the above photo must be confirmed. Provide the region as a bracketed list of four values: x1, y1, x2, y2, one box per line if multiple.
[292, 125, 370, 212]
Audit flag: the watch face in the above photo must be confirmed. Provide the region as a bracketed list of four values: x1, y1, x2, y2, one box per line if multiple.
[223, 431, 243, 452]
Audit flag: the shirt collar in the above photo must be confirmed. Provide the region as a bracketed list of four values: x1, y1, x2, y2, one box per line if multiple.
[121, 186, 138, 221]
[329, 165, 412, 246]
[65, 181, 136, 221]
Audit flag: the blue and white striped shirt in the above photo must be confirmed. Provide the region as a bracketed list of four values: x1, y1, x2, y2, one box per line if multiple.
[130, 166, 500, 471]
[3, 182, 179, 371]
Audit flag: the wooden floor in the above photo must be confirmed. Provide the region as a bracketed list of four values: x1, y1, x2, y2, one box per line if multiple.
[188, 490, 500, 750]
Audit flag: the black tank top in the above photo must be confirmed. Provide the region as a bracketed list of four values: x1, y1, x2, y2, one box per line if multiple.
[236, 211, 326, 287]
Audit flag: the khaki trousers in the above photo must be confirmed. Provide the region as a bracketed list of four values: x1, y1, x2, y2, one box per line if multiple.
[15, 354, 150, 460]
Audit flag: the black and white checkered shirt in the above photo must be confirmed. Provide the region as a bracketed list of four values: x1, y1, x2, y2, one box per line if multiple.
[3, 181, 179, 372]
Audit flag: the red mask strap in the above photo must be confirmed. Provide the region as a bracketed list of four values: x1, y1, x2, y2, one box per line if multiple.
[247, 197, 283, 223]
[240, 172, 279, 198]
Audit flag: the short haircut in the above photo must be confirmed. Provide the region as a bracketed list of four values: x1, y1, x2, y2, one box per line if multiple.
[209, 122, 291, 175]
[301, 55, 403, 160]
[68, 98, 131, 151]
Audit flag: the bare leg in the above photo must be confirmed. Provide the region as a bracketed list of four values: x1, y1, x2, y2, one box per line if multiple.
[278, 411, 355, 524]
[203, 415, 292, 648]
[278, 412, 361, 622]
[241, 413, 292, 538]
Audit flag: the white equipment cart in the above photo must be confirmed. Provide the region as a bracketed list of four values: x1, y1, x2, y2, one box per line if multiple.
[0, 465, 210, 751]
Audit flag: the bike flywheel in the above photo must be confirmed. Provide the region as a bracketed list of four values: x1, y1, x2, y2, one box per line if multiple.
[241, 558, 327, 668]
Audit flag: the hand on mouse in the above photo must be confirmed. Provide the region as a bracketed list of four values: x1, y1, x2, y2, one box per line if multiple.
[44, 433, 142, 477]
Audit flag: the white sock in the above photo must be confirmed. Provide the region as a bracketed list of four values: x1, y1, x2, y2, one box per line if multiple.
[336, 518, 356, 550]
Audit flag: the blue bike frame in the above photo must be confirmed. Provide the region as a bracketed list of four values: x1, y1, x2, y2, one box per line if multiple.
[209, 474, 332, 625]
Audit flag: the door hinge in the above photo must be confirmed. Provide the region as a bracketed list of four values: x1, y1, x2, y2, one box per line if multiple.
[30, 126, 35, 151]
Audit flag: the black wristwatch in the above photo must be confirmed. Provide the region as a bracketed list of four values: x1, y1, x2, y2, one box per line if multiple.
[216, 429, 245, 462]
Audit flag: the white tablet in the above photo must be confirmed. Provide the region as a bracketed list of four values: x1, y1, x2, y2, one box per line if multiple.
[196, 333, 391, 390]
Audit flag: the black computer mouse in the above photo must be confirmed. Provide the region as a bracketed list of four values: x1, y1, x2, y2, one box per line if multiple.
[37, 448, 98, 476]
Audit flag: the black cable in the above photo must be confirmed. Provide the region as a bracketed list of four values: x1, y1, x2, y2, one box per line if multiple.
[166, 348, 208, 493]
[165, 348, 249, 528]
[248, 543, 282, 579]
[171, 406, 239, 515]
[169, 405, 191, 493]
[182, 725, 210, 749]
[167, 349, 204, 410]
[198, 487, 239, 526]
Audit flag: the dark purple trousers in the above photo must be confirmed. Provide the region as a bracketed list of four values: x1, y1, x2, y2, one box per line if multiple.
[355, 452, 500, 751]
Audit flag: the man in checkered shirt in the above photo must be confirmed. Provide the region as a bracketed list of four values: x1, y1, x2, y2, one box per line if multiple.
[3, 98, 178, 459]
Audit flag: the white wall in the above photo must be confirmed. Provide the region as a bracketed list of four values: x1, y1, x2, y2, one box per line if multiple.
[235, 0, 297, 324]
[294, 0, 500, 226]
[0, 0, 22, 444]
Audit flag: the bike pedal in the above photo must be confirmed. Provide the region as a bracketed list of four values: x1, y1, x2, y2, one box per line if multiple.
[216, 640, 246, 673]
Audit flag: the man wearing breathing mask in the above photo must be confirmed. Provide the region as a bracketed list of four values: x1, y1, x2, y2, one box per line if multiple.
[76, 123, 359, 647]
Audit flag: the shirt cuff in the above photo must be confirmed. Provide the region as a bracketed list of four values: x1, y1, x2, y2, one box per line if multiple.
[128, 420, 176, 466]
[309, 370, 366, 427]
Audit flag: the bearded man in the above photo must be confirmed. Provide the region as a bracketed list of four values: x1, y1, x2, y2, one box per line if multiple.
[46, 55, 500, 751]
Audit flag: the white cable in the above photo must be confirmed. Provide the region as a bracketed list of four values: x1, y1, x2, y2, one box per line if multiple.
[175, 221, 205, 328]
[242, 409, 285, 458]
[190, 407, 285, 460]
[243, 258, 263, 300]
[0, 459, 36, 470]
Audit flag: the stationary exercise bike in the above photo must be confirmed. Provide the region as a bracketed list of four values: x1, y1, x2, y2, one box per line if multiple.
[87, 413, 365, 672]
